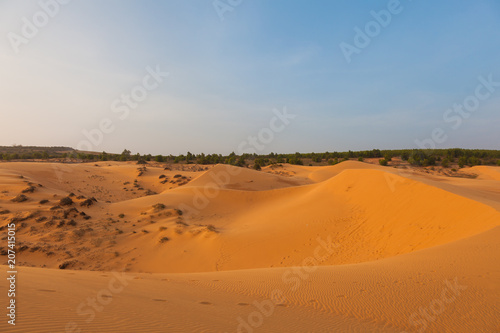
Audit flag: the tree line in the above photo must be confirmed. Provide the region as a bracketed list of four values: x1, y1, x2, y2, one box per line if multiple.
[1, 147, 500, 169]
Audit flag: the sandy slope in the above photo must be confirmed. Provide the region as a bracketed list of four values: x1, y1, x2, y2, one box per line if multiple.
[1, 160, 499, 332]
[1, 225, 498, 332]
[466, 165, 500, 181]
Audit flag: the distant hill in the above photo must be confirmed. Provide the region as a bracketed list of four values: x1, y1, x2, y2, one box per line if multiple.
[0, 146, 75, 155]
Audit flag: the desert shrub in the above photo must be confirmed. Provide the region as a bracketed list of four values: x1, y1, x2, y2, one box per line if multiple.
[80, 199, 94, 207]
[39, 199, 49, 204]
[59, 261, 72, 269]
[158, 226, 168, 231]
[497, 160, 500, 166]
[379, 159, 388, 166]
[357, 157, 364, 162]
[11, 194, 28, 202]
[59, 196, 73, 206]
[159, 237, 170, 243]
[22, 186, 36, 193]
[441, 159, 450, 168]
[153, 203, 166, 211]
[118, 213, 125, 218]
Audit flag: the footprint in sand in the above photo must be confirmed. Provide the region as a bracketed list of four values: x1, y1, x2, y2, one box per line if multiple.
[199, 301, 212, 305]
[37, 289, 56, 292]
[237, 303, 249, 306]
[153, 299, 167, 302]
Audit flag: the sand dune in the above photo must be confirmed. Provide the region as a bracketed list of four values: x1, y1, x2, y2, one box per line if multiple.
[466, 165, 500, 180]
[307, 160, 384, 182]
[2, 225, 498, 332]
[188, 164, 311, 191]
[1, 161, 499, 332]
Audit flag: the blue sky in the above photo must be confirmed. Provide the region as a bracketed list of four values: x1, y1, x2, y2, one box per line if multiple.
[0, 0, 499, 155]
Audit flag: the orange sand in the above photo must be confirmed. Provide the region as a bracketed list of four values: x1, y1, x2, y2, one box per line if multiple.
[0, 161, 498, 332]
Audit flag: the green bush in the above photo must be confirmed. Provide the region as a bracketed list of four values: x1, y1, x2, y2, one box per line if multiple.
[379, 159, 388, 166]
[468, 157, 481, 166]
[458, 156, 467, 168]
